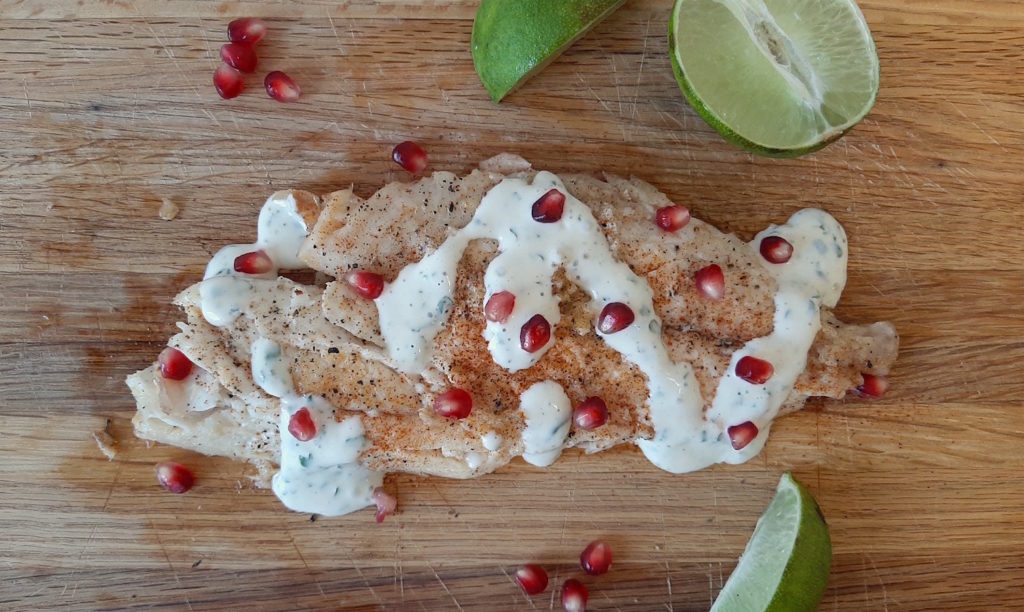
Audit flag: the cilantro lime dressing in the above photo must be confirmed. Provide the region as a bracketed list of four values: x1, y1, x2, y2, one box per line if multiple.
[519, 381, 572, 467]
[249, 336, 384, 516]
[200, 191, 310, 327]
[374, 174, 847, 473]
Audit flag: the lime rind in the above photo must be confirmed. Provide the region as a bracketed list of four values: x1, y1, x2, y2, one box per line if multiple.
[711, 473, 832, 612]
[670, 0, 879, 156]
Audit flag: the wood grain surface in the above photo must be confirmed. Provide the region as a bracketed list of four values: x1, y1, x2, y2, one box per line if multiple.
[1, 0, 1022, 610]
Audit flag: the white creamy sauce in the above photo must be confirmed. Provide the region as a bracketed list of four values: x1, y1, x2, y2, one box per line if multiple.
[200, 191, 310, 327]
[481, 431, 503, 452]
[519, 381, 572, 467]
[372, 173, 848, 473]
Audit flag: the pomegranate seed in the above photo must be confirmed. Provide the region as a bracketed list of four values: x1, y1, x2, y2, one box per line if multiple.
[520, 314, 551, 353]
[573, 397, 609, 430]
[213, 64, 244, 99]
[392, 141, 429, 174]
[597, 302, 635, 334]
[156, 461, 194, 494]
[531, 189, 566, 223]
[561, 579, 588, 612]
[736, 355, 774, 384]
[372, 487, 397, 523]
[728, 421, 759, 450]
[760, 236, 794, 264]
[695, 263, 725, 300]
[515, 564, 549, 596]
[158, 347, 193, 380]
[233, 249, 274, 275]
[287, 407, 318, 441]
[484, 291, 516, 323]
[345, 270, 385, 300]
[227, 18, 268, 45]
[580, 540, 613, 575]
[220, 42, 258, 73]
[655, 204, 691, 232]
[855, 373, 889, 397]
[264, 70, 301, 103]
[433, 388, 473, 419]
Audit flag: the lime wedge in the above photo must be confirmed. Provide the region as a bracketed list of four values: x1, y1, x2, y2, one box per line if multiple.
[472, 0, 626, 103]
[711, 473, 832, 612]
[670, 0, 879, 156]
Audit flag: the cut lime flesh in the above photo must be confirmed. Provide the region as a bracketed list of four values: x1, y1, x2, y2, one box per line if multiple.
[711, 473, 832, 612]
[671, 0, 879, 156]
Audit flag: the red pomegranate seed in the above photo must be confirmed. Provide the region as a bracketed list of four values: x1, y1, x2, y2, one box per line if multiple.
[220, 42, 258, 73]
[372, 487, 397, 523]
[573, 397, 609, 430]
[655, 204, 691, 232]
[287, 407, 318, 441]
[484, 291, 516, 323]
[392, 141, 429, 174]
[736, 355, 774, 384]
[433, 388, 473, 419]
[597, 302, 635, 334]
[760, 236, 794, 264]
[213, 64, 244, 99]
[158, 347, 193, 380]
[580, 540, 612, 575]
[520, 314, 551, 353]
[695, 264, 725, 300]
[531, 189, 566, 223]
[561, 579, 588, 612]
[345, 270, 385, 300]
[156, 461, 194, 494]
[515, 564, 549, 596]
[728, 421, 759, 450]
[264, 70, 301, 103]
[233, 249, 274, 275]
[227, 18, 268, 45]
[855, 373, 889, 397]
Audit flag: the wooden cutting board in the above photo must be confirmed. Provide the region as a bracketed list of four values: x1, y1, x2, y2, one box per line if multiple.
[1, 1, 1022, 609]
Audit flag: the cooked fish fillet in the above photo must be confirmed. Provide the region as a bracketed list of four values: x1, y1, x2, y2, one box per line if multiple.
[130, 155, 898, 489]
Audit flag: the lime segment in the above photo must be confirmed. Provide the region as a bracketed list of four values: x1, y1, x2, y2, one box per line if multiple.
[670, 0, 879, 156]
[711, 473, 832, 612]
[472, 0, 626, 103]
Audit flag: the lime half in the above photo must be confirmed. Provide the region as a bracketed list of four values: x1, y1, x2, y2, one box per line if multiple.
[711, 473, 832, 612]
[472, 0, 626, 103]
[670, 0, 879, 156]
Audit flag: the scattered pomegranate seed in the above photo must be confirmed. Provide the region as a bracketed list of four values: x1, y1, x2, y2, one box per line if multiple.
[520, 314, 551, 353]
[573, 397, 609, 430]
[287, 407, 318, 441]
[345, 270, 385, 300]
[220, 42, 258, 73]
[227, 18, 268, 45]
[736, 355, 774, 384]
[515, 564, 549, 596]
[597, 302, 635, 334]
[561, 579, 588, 612]
[372, 487, 397, 523]
[484, 291, 516, 323]
[156, 461, 194, 494]
[580, 540, 613, 575]
[728, 421, 759, 450]
[233, 249, 274, 275]
[855, 373, 889, 397]
[655, 204, 691, 232]
[695, 264, 725, 300]
[213, 64, 244, 99]
[264, 70, 301, 103]
[392, 141, 429, 174]
[760, 236, 794, 264]
[158, 347, 193, 380]
[531, 189, 566, 223]
[433, 388, 473, 419]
